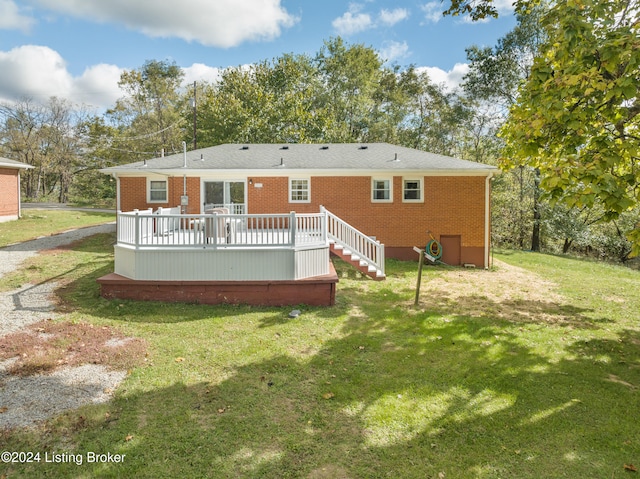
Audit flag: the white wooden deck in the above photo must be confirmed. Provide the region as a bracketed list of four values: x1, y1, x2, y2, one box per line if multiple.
[113, 208, 384, 281]
[117, 211, 326, 248]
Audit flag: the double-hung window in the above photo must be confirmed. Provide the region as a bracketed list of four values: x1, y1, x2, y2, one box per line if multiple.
[403, 178, 423, 202]
[289, 178, 310, 203]
[371, 178, 392, 202]
[148, 179, 168, 203]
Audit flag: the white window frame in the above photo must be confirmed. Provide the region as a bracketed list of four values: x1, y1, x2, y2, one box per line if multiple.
[147, 177, 168, 203]
[371, 178, 393, 203]
[402, 178, 423, 203]
[289, 178, 310, 203]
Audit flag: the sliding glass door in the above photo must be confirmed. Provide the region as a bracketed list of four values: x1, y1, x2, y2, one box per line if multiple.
[203, 181, 245, 213]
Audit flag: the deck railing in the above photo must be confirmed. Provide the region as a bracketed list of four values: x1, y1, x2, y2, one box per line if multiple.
[322, 206, 385, 276]
[116, 208, 384, 276]
[117, 210, 326, 248]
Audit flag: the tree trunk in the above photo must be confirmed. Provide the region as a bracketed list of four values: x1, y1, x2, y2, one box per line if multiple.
[531, 168, 541, 252]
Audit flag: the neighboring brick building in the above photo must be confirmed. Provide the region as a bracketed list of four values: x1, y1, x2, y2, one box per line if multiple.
[101, 143, 499, 267]
[0, 157, 33, 223]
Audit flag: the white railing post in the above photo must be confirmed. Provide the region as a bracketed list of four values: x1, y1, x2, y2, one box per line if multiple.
[211, 212, 218, 248]
[290, 211, 297, 247]
[134, 211, 140, 249]
[116, 211, 122, 244]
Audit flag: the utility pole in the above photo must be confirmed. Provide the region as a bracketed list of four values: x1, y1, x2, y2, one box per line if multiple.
[192, 81, 197, 150]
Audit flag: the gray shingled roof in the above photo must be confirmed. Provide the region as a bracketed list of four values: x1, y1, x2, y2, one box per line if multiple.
[100, 143, 498, 174]
[0, 157, 33, 169]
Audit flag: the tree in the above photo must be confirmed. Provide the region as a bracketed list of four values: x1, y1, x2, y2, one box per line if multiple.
[463, 8, 547, 250]
[0, 97, 90, 202]
[107, 59, 187, 159]
[314, 37, 385, 142]
[500, 0, 640, 254]
[197, 54, 330, 145]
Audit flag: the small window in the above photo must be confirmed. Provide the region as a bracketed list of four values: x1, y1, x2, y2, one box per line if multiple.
[289, 178, 310, 203]
[403, 178, 423, 202]
[148, 179, 167, 202]
[372, 179, 392, 202]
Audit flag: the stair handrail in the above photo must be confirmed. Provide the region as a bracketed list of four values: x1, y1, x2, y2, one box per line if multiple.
[321, 206, 385, 277]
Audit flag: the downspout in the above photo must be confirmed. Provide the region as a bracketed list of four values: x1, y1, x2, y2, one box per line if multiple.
[113, 174, 120, 211]
[182, 141, 187, 213]
[17, 170, 22, 218]
[484, 172, 495, 269]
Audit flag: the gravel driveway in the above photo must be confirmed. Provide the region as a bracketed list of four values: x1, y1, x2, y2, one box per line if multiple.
[0, 222, 127, 430]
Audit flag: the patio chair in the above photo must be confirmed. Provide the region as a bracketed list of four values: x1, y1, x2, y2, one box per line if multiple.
[205, 207, 232, 243]
[155, 206, 181, 236]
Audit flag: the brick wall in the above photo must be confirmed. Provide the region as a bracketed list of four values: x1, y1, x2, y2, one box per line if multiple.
[247, 175, 487, 250]
[118, 173, 489, 265]
[119, 176, 201, 214]
[0, 168, 19, 218]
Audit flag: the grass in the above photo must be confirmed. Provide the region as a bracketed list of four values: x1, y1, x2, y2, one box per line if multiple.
[0, 228, 639, 478]
[0, 210, 115, 247]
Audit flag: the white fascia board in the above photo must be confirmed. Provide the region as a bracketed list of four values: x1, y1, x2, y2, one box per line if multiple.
[107, 167, 499, 178]
[0, 161, 33, 170]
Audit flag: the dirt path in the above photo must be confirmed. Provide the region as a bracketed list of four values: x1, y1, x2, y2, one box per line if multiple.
[0, 222, 138, 430]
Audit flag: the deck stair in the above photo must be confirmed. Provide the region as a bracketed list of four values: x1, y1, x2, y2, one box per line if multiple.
[322, 207, 385, 281]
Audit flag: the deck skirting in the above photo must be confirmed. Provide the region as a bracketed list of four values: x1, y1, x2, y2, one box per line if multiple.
[114, 244, 330, 281]
[97, 263, 338, 306]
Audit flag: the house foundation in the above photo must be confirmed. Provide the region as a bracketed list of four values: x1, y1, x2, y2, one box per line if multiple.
[97, 263, 338, 307]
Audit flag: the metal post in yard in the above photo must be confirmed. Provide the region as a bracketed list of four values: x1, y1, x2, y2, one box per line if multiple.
[413, 246, 425, 306]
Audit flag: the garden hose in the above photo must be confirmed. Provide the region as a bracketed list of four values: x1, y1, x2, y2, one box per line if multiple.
[426, 239, 442, 260]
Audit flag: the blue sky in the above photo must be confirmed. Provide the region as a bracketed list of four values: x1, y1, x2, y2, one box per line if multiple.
[0, 0, 516, 111]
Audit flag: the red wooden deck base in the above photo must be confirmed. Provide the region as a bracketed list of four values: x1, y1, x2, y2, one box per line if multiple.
[97, 263, 338, 306]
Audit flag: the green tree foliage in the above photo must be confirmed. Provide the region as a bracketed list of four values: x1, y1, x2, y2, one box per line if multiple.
[463, 8, 547, 250]
[500, 0, 640, 254]
[107, 59, 187, 159]
[314, 37, 385, 141]
[197, 54, 328, 144]
[196, 39, 474, 153]
[0, 97, 91, 202]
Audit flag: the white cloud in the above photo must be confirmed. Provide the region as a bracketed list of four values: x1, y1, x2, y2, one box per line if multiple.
[379, 41, 410, 64]
[182, 63, 223, 87]
[332, 4, 373, 36]
[0, 0, 35, 32]
[0, 45, 73, 100]
[333, 4, 411, 35]
[417, 63, 469, 92]
[0, 45, 122, 109]
[493, 0, 516, 14]
[0, 46, 244, 110]
[379, 8, 409, 26]
[29, 0, 298, 47]
[74, 64, 124, 108]
[420, 2, 443, 23]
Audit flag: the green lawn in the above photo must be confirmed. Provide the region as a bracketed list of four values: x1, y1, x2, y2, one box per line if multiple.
[0, 210, 115, 248]
[1, 232, 638, 478]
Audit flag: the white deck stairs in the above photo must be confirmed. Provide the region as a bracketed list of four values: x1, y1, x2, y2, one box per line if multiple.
[322, 207, 385, 281]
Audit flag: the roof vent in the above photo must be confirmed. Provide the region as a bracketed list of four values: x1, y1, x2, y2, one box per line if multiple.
[280, 157, 285, 166]
[281, 145, 289, 150]
[321, 146, 329, 150]
[394, 153, 399, 161]
[359, 145, 368, 150]
[241, 145, 249, 150]
[200, 154, 204, 161]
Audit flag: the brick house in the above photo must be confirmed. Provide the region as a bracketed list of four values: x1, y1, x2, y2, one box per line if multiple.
[101, 143, 499, 268]
[0, 157, 33, 223]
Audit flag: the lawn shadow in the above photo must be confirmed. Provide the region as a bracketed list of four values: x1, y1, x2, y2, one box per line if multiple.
[5, 233, 637, 476]
[3, 311, 638, 478]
